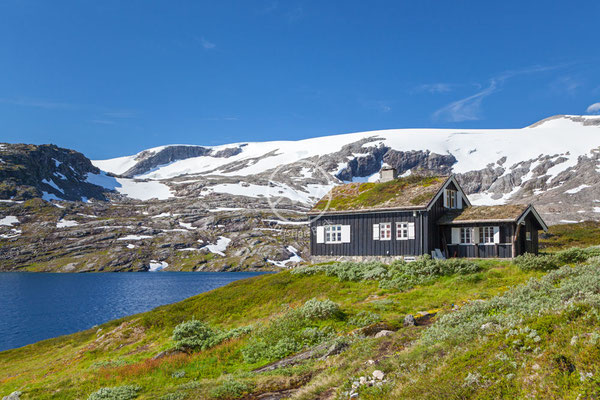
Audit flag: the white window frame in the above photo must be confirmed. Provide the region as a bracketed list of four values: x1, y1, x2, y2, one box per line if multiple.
[396, 222, 408, 240]
[460, 227, 473, 244]
[380, 222, 392, 241]
[445, 189, 457, 209]
[479, 226, 494, 244]
[526, 231, 532, 241]
[396, 222, 409, 240]
[324, 225, 343, 244]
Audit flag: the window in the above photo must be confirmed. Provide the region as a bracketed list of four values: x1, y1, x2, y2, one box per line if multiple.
[380, 222, 392, 240]
[325, 225, 342, 243]
[526, 231, 532, 241]
[479, 226, 494, 244]
[445, 189, 457, 209]
[396, 222, 409, 240]
[460, 227, 473, 244]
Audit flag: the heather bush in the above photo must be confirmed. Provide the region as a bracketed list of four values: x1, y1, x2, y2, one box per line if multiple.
[348, 310, 381, 327]
[421, 262, 600, 346]
[172, 320, 252, 352]
[88, 385, 141, 400]
[292, 256, 480, 291]
[299, 298, 341, 320]
[513, 253, 560, 271]
[555, 247, 589, 264]
[241, 298, 341, 363]
[172, 320, 221, 351]
[210, 377, 250, 399]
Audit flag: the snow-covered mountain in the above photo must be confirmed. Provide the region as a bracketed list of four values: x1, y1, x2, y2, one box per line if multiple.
[90, 115, 600, 224]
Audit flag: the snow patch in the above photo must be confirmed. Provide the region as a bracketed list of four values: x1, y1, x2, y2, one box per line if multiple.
[127, 244, 136, 249]
[0, 229, 21, 239]
[179, 221, 197, 230]
[56, 219, 79, 228]
[42, 192, 62, 201]
[267, 246, 303, 268]
[148, 260, 168, 271]
[42, 179, 64, 194]
[565, 184, 591, 194]
[117, 234, 153, 241]
[151, 212, 171, 219]
[0, 216, 19, 226]
[87, 172, 173, 201]
[202, 236, 231, 256]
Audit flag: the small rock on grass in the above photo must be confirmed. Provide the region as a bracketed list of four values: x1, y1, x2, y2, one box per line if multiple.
[374, 330, 394, 338]
[403, 314, 415, 326]
[373, 370, 385, 380]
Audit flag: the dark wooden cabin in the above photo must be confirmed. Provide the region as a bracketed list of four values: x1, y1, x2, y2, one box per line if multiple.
[308, 173, 548, 261]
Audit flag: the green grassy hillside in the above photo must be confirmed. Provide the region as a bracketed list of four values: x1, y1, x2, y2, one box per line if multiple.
[2, 251, 600, 399]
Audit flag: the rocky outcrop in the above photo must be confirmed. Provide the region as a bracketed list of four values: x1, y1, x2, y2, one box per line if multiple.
[383, 150, 457, 176]
[123, 145, 243, 177]
[0, 143, 112, 201]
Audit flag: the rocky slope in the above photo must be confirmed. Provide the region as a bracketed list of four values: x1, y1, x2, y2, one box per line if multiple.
[0, 143, 113, 201]
[92, 114, 600, 225]
[1, 114, 600, 272]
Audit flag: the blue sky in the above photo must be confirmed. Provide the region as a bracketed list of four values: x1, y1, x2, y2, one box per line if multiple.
[1, 0, 599, 159]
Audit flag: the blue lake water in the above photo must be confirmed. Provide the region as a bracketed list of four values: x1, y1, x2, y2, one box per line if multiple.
[0, 272, 267, 352]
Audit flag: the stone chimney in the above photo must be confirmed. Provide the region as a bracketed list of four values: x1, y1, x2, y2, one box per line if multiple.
[379, 163, 397, 183]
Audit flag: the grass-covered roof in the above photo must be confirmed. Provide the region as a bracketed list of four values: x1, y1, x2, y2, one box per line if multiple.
[437, 204, 530, 224]
[309, 175, 448, 214]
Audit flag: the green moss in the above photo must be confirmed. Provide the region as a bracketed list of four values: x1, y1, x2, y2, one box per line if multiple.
[312, 175, 444, 211]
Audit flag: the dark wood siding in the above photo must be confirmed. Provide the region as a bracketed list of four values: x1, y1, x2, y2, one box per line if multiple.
[442, 222, 515, 258]
[310, 211, 424, 256]
[514, 213, 540, 255]
[426, 181, 466, 256]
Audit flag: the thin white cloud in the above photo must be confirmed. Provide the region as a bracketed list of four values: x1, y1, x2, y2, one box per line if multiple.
[415, 83, 454, 94]
[199, 37, 216, 50]
[587, 102, 600, 114]
[432, 64, 565, 122]
[432, 81, 497, 122]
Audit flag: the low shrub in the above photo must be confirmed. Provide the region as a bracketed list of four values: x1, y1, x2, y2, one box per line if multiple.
[299, 298, 341, 320]
[348, 311, 381, 327]
[171, 369, 186, 378]
[88, 385, 141, 400]
[241, 298, 340, 364]
[555, 247, 589, 264]
[210, 377, 250, 399]
[421, 262, 600, 346]
[172, 320, 253, 352]
[172, 320, 221, 351]
[293, 256, 480, 292]
[513, 253, 560, 271]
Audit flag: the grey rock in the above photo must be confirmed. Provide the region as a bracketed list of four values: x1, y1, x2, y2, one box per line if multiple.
[2, 392, 22, 400]
[404, 314, 415, 327]
[374, 329, 394, 338]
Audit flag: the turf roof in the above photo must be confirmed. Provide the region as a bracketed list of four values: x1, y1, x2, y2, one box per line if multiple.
[309, 175, 448, 214]
[437, 204, 531, 224]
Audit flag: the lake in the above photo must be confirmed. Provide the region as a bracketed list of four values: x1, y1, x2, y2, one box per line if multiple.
[0, 271, 267, 352]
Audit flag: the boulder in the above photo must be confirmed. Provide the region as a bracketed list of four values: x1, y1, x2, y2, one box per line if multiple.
[374, 330, 394, 338]
[2, 392, 21, 400]
[404, 314, 415, 326]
